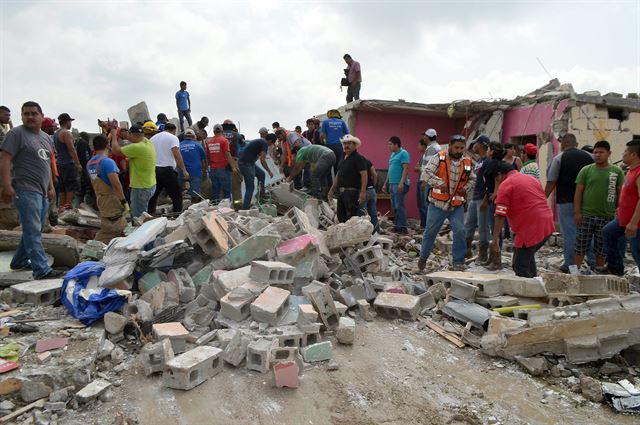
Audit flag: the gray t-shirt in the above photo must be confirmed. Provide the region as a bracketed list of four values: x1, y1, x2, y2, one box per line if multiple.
[1, 126, 52, 195]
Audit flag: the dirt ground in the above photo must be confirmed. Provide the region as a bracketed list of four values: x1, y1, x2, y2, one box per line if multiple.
[63, 318, 636, 425]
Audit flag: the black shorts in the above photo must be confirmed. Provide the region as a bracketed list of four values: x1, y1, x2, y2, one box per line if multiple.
[57, 163, 80, 193]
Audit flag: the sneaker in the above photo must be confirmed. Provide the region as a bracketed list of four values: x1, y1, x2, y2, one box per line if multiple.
[593, 266, 609, 274]
[559, 265, 570, 274]
[417, 258, 427, 271]
[451, 263, 466, 272]
[35, 269, 65, 280]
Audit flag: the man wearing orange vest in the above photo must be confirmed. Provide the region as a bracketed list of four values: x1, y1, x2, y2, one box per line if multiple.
[418, 135, 474, 271]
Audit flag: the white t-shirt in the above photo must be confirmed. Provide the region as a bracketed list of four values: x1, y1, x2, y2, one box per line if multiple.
[151, 132, 179, 168]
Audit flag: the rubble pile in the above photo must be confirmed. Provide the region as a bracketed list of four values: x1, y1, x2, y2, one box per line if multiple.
[0, 180, 638, 421]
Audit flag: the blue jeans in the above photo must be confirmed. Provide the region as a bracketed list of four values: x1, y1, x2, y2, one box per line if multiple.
[465, 199, 489, 248]
[557, 202, 577, 268]
[130, 186, 156, 219]
[420, 205, 466, 264]
[366, 187, 379, 233]
[390, 182, 409, 231]
[416, 182, 428, 228]
[12, 190, 51, 278]
[210, 168, 231, 202]
[603, 217, 640, 274]
[326, 144, 344, 183]
[239, 162, 265, 210]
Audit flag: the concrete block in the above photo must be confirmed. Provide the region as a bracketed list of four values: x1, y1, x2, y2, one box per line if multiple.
[370, 235, 393, 252]
[515, 356, 548, 376]
[183, 306, 215, 330]
[276, 234, 320, 265]
[104, 312, 127, 335]
[501, 277, 547, 298]
[336, 317, 355, 345]
[217, 329, 236, 349]
[302, 341, 333, 362]
[75, 379, 111, 403]
[152, 322, 189, 354]
[475, 295, 519, 309]
[357, 299, 374, 321]
[223, 330, 250, 367]
[447, 279, 478, 301]
[212, 266, 252, 300]
[526, 308, 556, 326]
[339, 284, 369, 307]
[21, 380, 52, 403]
[251, 287, 291, 326]
[285, 207, 314, 236]
[140, 339, 175, 376]
[599, 330, 630, 358]
[566, 335, 601, 364]
[297, 304, 318, 325]
[302, 282, 340, 329]
[275, 325, 304, 347]
[225, 234, 281, 269]
[164, 346, 223, 390]
[273, 361, 299, 388]
[271, 346, 299, 364]
[325, 216, 373, 250]
[486, 316, 527, 335]
[196, 330, 218, 346]
[10, 279, 62, 305]
[167, 268, 196, 303]
[334, 301, 347, 316]
[353, 246, 384, 270]
[622, 294, 640, 311]
[246, 338, 278, 373]
[418, 292, 436, 310]
[249, 260, 295, 284]
[220, 284, 261, 322]
[127, 101, 150, 126]
[586, 297, 623, 315]
[373, 292, 420, 321]
[299, 322, 321, 346]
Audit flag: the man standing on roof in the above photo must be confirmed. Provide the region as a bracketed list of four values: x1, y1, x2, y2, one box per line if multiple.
[418, 135, 474, 271]
[148, 123, 189, 215]
[87, 134, 128, 243]
[320, 109, 349, 181]
[54, 113, 82, 211]
[176, 81, 192, 133]
[343, 54, 362, 103]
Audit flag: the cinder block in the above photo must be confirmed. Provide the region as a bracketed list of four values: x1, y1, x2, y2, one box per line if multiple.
[586, 297, 622, 315]
[152, 322, 189, 354]
[302, 341, 333, 362]
[104, 312, 127, 335]
[164, 346, 223, 390]
[334, 301, 347, 316]
[275, 325, 304, 347]
[353, 246, 384, 270]
[298, 322, 321, 346]
[599, 330, 630, 358]
[565, 335, 601, 364]
[251, 287, 291, 326]
[212, 266, 252, 300]
[220, 286, 256, 322]
[373, 292, 420, 321]
[302, 282, 340, 329]
[357, 299, 374, 321]
[285, 207, 314, 236]
[336, 317, 355, 345]
[271, 346, 299, 364]
[223, 330, 250, 367]
[246, 338, 278, 373]
[249, 261, 295, 284]
[273, 361, 299, 388]
[167, 268, 196, 303]
[140, 339, 175, 376]
[276, 234, 320, 265]
[447, 279, 478, 301]
[297, 304, 318, 325]
[225, 234, 281, 269]
[10, 279, 63, 305]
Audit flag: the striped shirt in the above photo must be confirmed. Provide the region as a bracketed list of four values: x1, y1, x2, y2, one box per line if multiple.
[521, 160, 540, 180]
[423, 152, 475, 211]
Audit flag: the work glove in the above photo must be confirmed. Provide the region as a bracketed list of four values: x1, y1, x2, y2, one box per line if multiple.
[123, 202, 130, 216]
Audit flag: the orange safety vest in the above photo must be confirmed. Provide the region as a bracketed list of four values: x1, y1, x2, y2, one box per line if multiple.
[430, 150, 472, 207]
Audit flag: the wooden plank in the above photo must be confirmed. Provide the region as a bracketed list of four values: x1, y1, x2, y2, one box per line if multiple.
[0, 309, 23, 319]
[421, 318, 465, 348]
[0, 398, 45, 423]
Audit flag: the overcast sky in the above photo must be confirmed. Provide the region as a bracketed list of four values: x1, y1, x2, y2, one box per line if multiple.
[1, 0, 638, 135]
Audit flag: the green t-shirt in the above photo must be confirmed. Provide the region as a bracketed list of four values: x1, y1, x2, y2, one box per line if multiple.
[295, 145, 332, 164]
[576, 164, 624, 218]
[121, 138, 157, 189]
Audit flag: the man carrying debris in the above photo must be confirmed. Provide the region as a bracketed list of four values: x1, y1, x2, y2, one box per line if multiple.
[328, 135, 367, 221]
[545, 133, 594, 273]
[275, 128, 312, 190]
[1, 101, 63, 279]
[491, 162, 554, 277]
[54, 112, 83, 211]
[86, 134, 128, 243]
[109, 124, 156, 219]
[574, 141, 624, 272]
[148, 123, 189, 215]
[418, 135, 474, 271]
[237, 138, 274, 210]
[287, 144, 335, 200]
[207, 124, 237, 203]
[603, 137, 640, 275]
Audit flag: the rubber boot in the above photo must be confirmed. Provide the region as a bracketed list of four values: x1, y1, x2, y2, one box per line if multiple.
[477, 245, 489, 265]
[485, 248, 502, 271]
[464, 237, 473, 259]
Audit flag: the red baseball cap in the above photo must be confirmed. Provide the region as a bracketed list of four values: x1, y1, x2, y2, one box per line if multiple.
[41, 117, 58, 129]
[524, 143, 538, 156]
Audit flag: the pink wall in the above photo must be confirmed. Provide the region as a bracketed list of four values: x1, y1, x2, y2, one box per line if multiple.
[501, 99, 568, 155]
[353, 110, 465, 219]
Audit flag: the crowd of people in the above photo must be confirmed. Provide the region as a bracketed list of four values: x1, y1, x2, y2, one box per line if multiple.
[1, 92, 640, 283]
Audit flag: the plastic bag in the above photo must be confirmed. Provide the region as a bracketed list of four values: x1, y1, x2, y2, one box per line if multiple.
[61, 261, 127, 326]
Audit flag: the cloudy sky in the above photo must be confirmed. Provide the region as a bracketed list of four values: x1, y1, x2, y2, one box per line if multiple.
[1, 0, 638, 135]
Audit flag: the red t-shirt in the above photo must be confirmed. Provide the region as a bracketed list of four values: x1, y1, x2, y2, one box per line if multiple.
[495, 171, 555, 248]
[618, 165, 640, 227]
[205, 135, 230, 169]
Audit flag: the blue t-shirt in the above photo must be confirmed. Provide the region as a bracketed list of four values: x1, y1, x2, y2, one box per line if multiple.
[180, 139, 206, 177]
[320, 118, 349, 145]
[175, 90, 190, 111]
[238, 139, 268, 164]
[388, 148, 410, 185]
[86, 154, 119, 188]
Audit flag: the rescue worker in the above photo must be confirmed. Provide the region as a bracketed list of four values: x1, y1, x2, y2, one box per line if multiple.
[287, 144, 336, 200]
[86, 135, 128, 243]
[418, 134, 475, 271]
[222, 119, 245, 210]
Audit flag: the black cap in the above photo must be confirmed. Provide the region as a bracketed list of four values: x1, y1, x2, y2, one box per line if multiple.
[57, 113, 75, 123]
[164, 123, 176, 131]
[129, 124, 144, 134]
